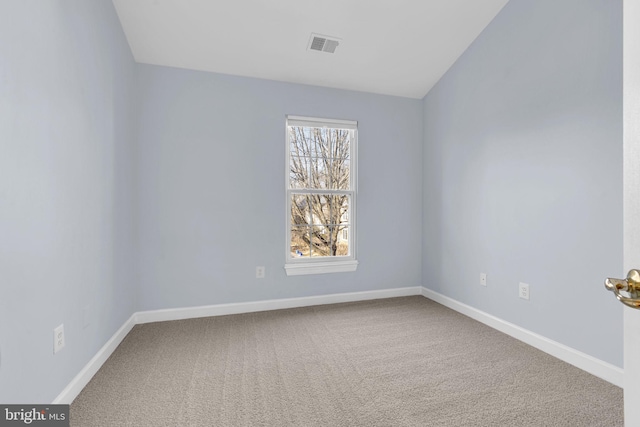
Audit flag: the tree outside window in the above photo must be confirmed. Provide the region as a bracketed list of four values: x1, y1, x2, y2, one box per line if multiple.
[286, 117, 357, 266]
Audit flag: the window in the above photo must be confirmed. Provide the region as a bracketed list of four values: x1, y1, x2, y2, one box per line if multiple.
[285, 116, 358, 276]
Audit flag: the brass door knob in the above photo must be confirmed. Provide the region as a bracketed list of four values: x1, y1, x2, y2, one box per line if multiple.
[605, 269, 640, 308]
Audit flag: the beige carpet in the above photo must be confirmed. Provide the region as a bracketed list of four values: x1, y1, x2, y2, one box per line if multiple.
[71, 296, 623, 426]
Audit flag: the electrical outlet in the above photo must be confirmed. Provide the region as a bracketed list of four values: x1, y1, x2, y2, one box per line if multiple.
[480, 273, 487, 287]
[53, 324, 65, 354]
[519, 282, 530, 300]
[256, 266, 265, 279]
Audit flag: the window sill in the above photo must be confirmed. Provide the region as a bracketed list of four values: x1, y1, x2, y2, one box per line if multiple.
[284, 260, 359, 276]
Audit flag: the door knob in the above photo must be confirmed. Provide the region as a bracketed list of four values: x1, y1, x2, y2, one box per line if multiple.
[605, 269, 640, 308]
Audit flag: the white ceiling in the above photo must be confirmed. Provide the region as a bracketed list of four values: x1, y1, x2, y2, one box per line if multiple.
[112, 0, 510, 99]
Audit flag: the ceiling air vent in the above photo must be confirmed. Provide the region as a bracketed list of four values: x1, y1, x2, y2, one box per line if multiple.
[308, 33, 341, 53]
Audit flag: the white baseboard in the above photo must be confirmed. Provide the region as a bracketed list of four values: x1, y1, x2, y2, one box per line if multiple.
[53, 287, 422, 403]
[52, 313, 137, 404]
[135, 287, 423, 324]
[54, 286, 622, 405]
[421, 287, 624, 387]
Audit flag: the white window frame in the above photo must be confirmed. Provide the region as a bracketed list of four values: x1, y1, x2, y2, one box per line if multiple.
[285, 115, 358, 276]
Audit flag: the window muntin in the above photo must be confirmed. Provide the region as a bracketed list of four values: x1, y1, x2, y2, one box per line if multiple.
[285, 116, 357, 273]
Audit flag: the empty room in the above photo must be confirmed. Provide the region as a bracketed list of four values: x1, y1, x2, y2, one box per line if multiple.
[2, 0, 639, 425]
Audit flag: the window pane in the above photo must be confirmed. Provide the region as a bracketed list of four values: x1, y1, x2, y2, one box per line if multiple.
[333, 129, 350, 160]
[290, 155, 311, 189]
[311, 225, 331, 257]
[309, 128, 321, 157]
[314, 128, 330, 159]
[310, 195, 331, 225]
[336, 226, 349, 256]
[290, 127, 310, 156]
[291, 226, 310, 258]
[311, 155, 330, 189]
[333, 158, 349, 190]
[331, 130, 350, 189]
[288, 128, 297, 153]
[291, 194, 310, 225]
[337, 195, 350, 223]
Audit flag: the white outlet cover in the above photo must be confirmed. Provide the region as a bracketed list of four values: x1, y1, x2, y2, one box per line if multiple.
[519, 282, 530, 300]
[54, 324, 65, 354]
[480, 273, 487, 286]
[256, 266, 265, 279]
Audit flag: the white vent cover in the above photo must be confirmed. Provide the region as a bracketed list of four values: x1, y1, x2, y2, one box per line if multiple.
[308, 33, 341, 53]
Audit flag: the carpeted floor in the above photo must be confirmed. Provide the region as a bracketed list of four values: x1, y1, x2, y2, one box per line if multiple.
[71, 296, 623, 426]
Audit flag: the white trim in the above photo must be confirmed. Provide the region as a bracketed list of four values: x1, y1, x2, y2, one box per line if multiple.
[53, 286, 623, 404]
[421, 287, 624, 387]
[286, 115, 357, 130]
[285, 116, 358, 267]
[284, 260, 358, 276]
[53, 288, 418, 404]
[52, 314, 137, 404]
[136, 286, 420, 324]
[624, 0, 640, 423]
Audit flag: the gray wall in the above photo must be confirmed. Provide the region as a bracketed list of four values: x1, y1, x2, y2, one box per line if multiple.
[135, 65, 424, 310]
[1, 0, 625, 403]
[0, 1, 137, 402]
[422, 0, 624, 366]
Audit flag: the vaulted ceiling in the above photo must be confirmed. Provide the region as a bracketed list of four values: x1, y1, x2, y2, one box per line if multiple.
[112, 0, 510, 99]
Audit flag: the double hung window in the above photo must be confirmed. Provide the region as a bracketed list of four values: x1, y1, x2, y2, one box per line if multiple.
[285, 116, 358, 275]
